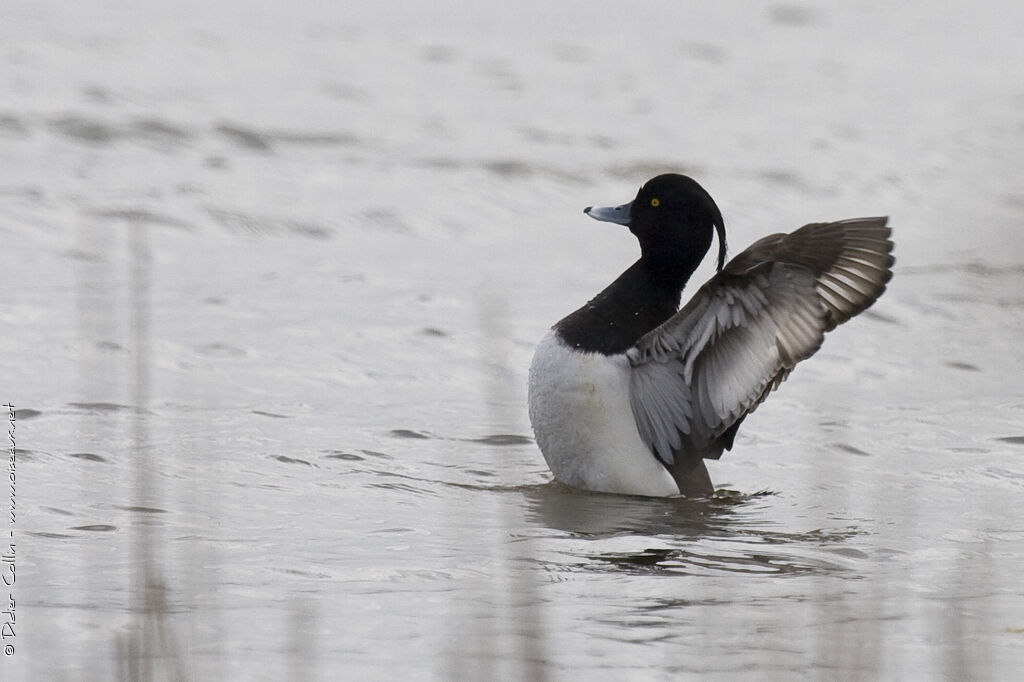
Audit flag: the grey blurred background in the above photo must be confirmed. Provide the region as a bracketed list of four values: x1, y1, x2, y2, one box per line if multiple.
[2, 1, 1023, 679]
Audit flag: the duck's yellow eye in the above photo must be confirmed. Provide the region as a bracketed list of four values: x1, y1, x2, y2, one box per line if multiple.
[650, 197, 661, 207]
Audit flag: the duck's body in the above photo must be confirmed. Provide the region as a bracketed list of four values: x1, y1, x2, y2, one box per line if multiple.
[527, 174, 894, 497]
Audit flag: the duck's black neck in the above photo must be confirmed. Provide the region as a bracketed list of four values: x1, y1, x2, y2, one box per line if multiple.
[554, 259, 695, 355]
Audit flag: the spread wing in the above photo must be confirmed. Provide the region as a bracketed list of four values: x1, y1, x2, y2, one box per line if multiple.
[626, 217, 894, 469]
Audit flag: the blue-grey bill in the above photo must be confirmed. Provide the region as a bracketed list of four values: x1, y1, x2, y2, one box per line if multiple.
[584, 201, 633, 226]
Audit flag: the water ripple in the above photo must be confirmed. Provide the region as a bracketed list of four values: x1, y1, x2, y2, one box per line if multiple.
[68, 452, 108, 463]
[590, 545, 848, 577]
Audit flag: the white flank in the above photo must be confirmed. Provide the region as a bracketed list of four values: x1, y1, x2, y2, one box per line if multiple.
[527, 331, 680, 496]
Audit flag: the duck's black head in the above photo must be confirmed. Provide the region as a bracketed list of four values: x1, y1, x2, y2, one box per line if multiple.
[585, 173, 727, 290]
[553, 175, 726, 354]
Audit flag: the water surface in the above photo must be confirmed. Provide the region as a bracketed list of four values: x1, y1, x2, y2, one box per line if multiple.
[3, 1, 1024, 678]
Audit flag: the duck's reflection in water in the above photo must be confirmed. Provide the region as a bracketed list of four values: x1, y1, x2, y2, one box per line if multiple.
[522, 482, 861, 577]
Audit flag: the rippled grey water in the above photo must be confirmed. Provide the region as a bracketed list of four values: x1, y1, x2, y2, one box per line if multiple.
[3, 0, 1024, 679]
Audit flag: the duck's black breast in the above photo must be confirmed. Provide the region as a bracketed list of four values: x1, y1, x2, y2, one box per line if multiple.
[553, 261, 681, 356]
